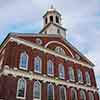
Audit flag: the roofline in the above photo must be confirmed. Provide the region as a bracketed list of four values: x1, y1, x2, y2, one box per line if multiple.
[63, 39, 95, 67]
[0, 32, 95, 67]
[39, 22, 66, 34]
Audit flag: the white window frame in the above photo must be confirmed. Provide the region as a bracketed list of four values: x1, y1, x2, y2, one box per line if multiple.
[59, 86, 67, 100]
[77, 69, 83, 83]
[33, 81, 41, 100]
[59, 64, 65, 79]
[34, 56, 42, 73]
[19, 52, 29, 70]
[85, 72, 91, 85]
[80, 90, 86, 100]
[47, 83, 54, 100]
[16, 78, 27, 99]
[71, 88, 77, 100]
[47, 60, 54, 76]
[89, 92, 94, 100]
[69, 67, 75, 81]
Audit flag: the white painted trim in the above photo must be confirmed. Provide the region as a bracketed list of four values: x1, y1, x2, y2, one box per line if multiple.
[45, 41, 74, 58]
[47, 83, 55, 100]
[80, 90, 86, 100]
[47, 60, 54, 76]
[9, 37, 93, 69]
[71, 88, 78, 100]
[19, 52, 29, 70]
[16, 78, 27, 99]
[59, 64, 65, 79]
[34, 56, 42, 73]
[33, 81, 41, 100]
[59, 86, 67, 100]
[2, 66, 98, 92]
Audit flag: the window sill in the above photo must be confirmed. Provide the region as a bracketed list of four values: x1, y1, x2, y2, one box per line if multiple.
[19, 66, 28, 71]
[47, 73, 54, 77]
[16, 96, 25, 99]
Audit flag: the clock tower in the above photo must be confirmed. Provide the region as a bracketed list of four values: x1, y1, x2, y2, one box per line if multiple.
[40, 5, 66, 39]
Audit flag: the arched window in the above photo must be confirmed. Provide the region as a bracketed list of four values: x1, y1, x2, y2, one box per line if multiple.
[47, 60, 54, 76]
[80, 90, 86, 100]
[16, 78, 26, 99]
[56, 16, 59, 24]
[89, 92, 94, 100]
[77, 69, 83, 82]
[85, 72, 91, 85]
[33, 81, 41, 99]
[71, 88, 77, 100]
[47, 83, 54, 100]
[19, 52, 28, 70]
[50, 16, 53, 22]
[55, 46, 65, 55]
[59, 86, 66, 100]
[69, 67, 75, 81]
[34, 56, 42, 73]
[45, 17, 48, 24]
[59, 64, 65, 79]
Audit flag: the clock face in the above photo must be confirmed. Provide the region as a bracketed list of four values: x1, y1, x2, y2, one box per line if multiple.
[75, 54, 80, 60]
[36, 38, 42, 45]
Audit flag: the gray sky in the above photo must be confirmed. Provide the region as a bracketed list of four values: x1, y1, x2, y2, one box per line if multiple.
[0, 0, 100, 93]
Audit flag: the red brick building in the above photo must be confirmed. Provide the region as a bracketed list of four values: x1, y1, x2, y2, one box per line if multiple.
[0, 6, 99, 100]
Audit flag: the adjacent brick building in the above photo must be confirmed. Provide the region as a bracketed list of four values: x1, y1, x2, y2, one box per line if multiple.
[0, 6, 99, 100]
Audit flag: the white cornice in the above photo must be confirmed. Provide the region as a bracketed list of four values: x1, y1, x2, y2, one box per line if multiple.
[2, 66, 98, 93]
[10, 37, 93, 69]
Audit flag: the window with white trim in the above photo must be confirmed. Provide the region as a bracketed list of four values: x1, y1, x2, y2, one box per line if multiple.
[47, 60, 54, 76]
[47, 83, 54, 100]
[16, 78, 26, 99]
[71, 88, 77, 100]
[19, 52, 28, 70]
[33, 81, 41, 99]
[68, 67, 75, 81]
[59, 86, 66, 100]
[85, 72, 91, 85]
[80, 90, 86, 100]
[89, 92, 94, 100]
[77, 69, 83, 82]
[55, 46, 65, 55]
[34, 56, 42, 73]
[59, 64, 65, 79]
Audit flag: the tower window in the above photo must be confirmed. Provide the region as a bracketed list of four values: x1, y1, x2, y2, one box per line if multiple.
[57, 29, 60, 33]
[45, 17, 48, 24]
[56, 16, 59, 24]
[50, 16, 53, 22]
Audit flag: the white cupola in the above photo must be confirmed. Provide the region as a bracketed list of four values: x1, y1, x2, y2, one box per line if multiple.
[40, 5, 66, 39]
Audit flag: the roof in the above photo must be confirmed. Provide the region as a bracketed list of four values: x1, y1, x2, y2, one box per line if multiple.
[39, 22, 66, 34]
[0, 32, 95, 67]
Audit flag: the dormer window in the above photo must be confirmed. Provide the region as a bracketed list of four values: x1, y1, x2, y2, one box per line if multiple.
[56, 16, 59, 24]
[50, 16, 53, 22]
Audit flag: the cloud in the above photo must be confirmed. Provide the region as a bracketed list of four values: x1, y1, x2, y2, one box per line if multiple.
[0, 0, 100, 94]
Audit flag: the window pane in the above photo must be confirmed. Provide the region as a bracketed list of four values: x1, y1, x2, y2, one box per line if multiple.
[17, 79, 26, 98]
[47, 60, 54, 75]
[20, 52, 28, 69]
[80, 90, 86, 100]
[34, 81, 41, 99]
[48, 84, 54, 100]
[59, 64, 64, 79]
[60, 87, 66, 100]
[69, 67, 74, 80]
[34, 56, 41, 73]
